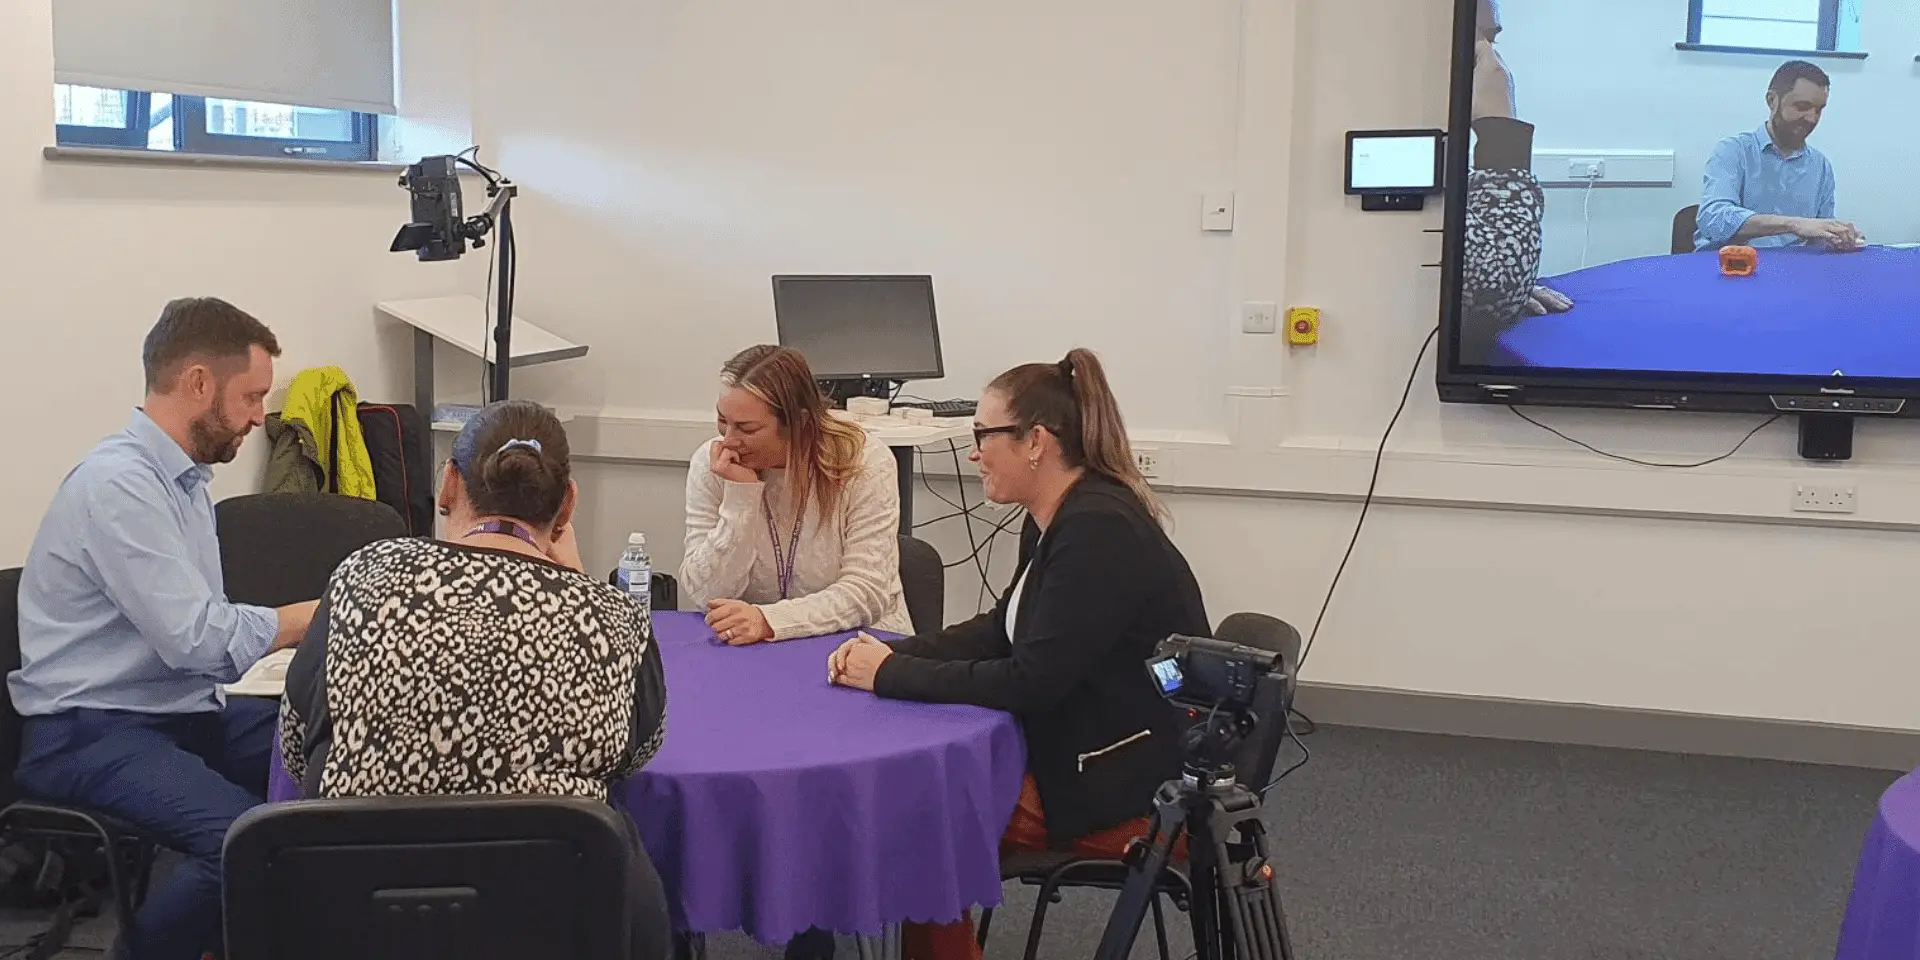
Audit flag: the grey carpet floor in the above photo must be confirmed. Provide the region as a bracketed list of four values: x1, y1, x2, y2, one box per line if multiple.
[0, 724, 1897, 959]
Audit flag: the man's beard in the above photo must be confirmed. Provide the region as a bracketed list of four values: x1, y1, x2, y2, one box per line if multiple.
[188, 399, 247, 464]
[1772, 112, 1815, 146]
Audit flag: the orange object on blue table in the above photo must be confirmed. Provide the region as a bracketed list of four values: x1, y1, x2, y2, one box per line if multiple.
[1720, 245, 1758, 277]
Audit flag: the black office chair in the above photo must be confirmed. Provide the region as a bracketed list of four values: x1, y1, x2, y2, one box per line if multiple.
[604, 571, 681, 613]
[224, 796, 671, 960]
[215, 493, 408, 607]
[977, 613, 1302, 960]
[0, 567, 157, 942]
[1672, 204, 1701, 255]
[898, 535, 944, 635]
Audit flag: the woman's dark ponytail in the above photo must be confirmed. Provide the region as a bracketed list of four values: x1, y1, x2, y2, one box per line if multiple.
[987, 348, 1165, 523]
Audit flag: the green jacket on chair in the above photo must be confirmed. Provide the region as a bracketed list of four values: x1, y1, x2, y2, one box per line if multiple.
[262, 366, 378, 500]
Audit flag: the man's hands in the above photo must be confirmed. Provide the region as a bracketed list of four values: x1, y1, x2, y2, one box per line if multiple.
[1522, 285, 1574, 316]
[1472, 39, 1516, 122]
[1791, 217, 1867, 250]
[271, 600, 319, 652]
[828, 633, 892, 691]
[707, 599, 775, 645]
[710, 442, 758, 484]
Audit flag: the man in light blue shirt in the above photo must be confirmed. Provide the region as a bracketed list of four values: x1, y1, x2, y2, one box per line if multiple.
[11, 298, 316, 960]
[1695, 60, 1862, 251]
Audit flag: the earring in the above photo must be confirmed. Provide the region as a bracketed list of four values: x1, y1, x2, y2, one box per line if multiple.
[1028, 458, 1039, 471]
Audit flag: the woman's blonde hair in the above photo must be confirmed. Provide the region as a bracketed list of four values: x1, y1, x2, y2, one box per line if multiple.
[986, 348, 1164, 522]
[721, 345, 867, 518]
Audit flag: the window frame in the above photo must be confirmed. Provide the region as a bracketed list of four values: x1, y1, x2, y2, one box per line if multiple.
[1683, 0, 1847, 54]
[54, 89, 152, 149]
[53, 86, 379, 162]
[173, 96, 378, 162]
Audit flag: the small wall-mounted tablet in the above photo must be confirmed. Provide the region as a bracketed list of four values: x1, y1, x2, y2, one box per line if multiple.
[1345, 129, 1445, 212]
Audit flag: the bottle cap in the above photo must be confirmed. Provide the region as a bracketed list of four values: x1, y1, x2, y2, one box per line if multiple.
[628, 532, 647, 545]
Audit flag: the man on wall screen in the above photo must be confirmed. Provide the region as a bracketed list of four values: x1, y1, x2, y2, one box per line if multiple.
[1695, 60, 1862, 251]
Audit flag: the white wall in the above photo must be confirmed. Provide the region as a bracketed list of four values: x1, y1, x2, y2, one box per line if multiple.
[1500, 0, 1914, 276]
[473, 0, 1243, 434]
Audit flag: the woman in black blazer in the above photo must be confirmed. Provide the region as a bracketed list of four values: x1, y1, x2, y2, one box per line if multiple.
[829, 348, 1207, 960]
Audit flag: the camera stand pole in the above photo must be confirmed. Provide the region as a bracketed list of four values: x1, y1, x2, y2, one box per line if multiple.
[464, 179, 518, 403]
[1093, 777, 1295, 960]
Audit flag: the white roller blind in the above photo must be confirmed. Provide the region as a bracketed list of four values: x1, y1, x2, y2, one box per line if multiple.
[53, 0, 396, 115]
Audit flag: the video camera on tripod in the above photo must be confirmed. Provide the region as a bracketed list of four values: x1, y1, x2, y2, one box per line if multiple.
[1095, 629, 1298, 960]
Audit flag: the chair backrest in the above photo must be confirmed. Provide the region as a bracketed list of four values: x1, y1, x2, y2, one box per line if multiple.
[603, 571, 680, 613]
[1672, 204, 1701, 255]
[224, 796, 666, 960]
[216, 493, 408, 607]
[0, 568, 23, 807]
[1214, 612, 1303, 790]
[897, 535, 945, 635]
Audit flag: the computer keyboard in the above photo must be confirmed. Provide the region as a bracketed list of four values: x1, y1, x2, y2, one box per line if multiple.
[893, 399, 977, 418]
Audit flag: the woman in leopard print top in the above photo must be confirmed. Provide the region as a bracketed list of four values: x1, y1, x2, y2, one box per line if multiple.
[1459, 0, 1575, 365]
[278, 400, 669, 957]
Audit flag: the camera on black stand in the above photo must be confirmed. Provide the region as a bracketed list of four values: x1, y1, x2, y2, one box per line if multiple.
[389, 153, 520, 402]
[1093, 634, 1296, 960]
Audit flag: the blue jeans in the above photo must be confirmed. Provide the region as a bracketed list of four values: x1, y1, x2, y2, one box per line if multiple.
[15, 699, 277, 960]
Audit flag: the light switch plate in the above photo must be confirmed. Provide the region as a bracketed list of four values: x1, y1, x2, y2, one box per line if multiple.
[1203, 192, 1236, 232]
[1242, 301, 1278, 334]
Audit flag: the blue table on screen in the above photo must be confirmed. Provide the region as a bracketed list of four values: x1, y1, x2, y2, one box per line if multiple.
[1495, 247, 1920, 378]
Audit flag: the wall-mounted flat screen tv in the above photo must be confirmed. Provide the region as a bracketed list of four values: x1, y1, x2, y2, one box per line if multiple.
[1437, 0, 1915, 423]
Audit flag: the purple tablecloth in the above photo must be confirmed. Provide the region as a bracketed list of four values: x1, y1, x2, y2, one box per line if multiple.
[1497, 247, 1920, 378]
[1834, 770, 1920, 960]
[265, 610, 1027, 944]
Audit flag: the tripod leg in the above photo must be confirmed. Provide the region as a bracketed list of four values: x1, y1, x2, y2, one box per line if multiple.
[1150, 890, 1172, 960]
[1092, 790, 1188, 960]
[1210, 807, 1294, 960]
[1189, 859, 1222, 960]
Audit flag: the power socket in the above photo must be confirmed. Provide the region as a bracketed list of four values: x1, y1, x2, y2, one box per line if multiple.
[1792, 482, 1857, 514]
[1133, 448, 1160, 479]
[1568, 158, 1605, 180]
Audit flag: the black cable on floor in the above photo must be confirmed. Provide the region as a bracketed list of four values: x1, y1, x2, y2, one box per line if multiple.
[1259, 714, 1312, 798]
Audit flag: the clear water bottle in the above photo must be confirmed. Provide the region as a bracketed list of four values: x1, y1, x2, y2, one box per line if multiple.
[616, 532, 651, 616]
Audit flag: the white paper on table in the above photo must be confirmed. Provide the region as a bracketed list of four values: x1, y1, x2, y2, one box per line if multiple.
[223, 648, 294, 698]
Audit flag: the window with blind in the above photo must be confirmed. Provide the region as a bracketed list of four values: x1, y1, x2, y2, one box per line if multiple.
[1686, 0, 1862, 54]
[50, 0, 394, 161]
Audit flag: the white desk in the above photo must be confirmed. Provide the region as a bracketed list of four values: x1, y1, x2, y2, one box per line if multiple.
[840, 414, 973, 535]
[377, 295, 590, 418]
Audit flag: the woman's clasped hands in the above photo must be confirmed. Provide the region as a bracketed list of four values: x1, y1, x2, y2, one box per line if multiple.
[826, 632, 892, 691]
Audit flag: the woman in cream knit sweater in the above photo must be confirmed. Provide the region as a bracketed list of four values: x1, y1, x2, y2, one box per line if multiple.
[681, 345, 912, 644]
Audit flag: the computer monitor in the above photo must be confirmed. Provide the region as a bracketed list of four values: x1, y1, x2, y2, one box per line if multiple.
[771, 275, 944, 384]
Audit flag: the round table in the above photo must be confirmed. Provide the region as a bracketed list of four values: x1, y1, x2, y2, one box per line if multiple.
[1835, 769, 1920, 960]
[266, 610, 1028, 946]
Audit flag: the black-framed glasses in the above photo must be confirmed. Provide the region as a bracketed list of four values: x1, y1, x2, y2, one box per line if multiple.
[972, 424, 1023, 449]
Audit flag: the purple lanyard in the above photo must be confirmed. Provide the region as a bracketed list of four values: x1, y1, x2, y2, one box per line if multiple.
[467, 519, 540, 549]
[762, 487, 806, 600]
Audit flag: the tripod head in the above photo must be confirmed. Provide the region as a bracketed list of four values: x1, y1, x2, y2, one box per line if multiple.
[1179, 706, 1257, 787]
